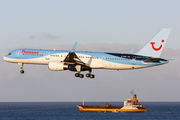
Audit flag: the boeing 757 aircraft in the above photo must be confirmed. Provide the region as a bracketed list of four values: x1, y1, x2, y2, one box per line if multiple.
[3, 28, 171, 78]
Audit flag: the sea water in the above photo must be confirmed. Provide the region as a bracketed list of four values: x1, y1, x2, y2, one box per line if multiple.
[0, 102, 180, 120]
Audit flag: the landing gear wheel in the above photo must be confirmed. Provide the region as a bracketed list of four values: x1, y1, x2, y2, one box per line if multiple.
[20, 70, 24, 74]
[90, 74, 95, 78]
[75, 73, 79, 77]
[79, 74, 84, 78]
[86, 73, 90, 77]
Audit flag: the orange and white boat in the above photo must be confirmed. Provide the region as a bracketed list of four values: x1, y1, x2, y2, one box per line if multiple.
[77, 90, 147, 113]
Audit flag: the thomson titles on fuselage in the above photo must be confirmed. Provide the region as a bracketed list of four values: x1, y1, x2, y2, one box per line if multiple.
[22, 50, 39, 54]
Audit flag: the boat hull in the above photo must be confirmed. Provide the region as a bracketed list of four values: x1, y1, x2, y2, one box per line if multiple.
[77, 106, 147, 113]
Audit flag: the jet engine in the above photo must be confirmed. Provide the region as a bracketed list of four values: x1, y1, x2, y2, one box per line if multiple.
[48, 61, 65, 71]
[68, 64, 90, 71]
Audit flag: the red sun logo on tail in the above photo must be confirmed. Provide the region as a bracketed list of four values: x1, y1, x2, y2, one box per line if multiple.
[150, 40, 164, 51]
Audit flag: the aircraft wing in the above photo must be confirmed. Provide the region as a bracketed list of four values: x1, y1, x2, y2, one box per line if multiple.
[63, 52, 86, 65]
[144, 58, 160, 62]
[63, 42, 87, 66]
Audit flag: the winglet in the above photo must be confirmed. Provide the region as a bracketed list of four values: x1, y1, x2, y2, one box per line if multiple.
[130, 48, 134, 54]
[70, 42, 77, 53]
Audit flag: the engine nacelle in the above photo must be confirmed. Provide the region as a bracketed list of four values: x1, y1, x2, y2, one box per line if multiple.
[68, 64, 90, 71]
[48, 61, 64, 71]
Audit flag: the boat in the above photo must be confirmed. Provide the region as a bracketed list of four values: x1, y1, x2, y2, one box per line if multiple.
[77, 90, 147, 113]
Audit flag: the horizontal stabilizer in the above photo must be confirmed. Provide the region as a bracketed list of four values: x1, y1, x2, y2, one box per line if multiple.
[144, 58, 160, 63]
[130, 48, 134, 54]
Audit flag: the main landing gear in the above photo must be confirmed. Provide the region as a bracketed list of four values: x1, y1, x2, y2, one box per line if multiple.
[75, 73, 95, 78]
[86, 73, 95, 78]
[18, 63, 24, 74]
[75, 73, 84, 78]
[75, 69, 95, 79]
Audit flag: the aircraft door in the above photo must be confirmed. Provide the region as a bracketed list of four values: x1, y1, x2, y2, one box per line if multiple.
[15, 50, 20, 58]
[132, 56, 136, 65]
[46, 52, 50, 60]
[101, 56, 106, 63]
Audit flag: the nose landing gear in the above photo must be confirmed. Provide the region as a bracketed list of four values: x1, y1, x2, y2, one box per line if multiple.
[20, 70, 24, 74]
[18, 63, 24, 74]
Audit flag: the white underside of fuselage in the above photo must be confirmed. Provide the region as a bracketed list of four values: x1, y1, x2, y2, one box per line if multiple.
[3, 52, 153, 70]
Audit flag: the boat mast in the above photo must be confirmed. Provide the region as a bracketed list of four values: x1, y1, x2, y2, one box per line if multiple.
[83, 97, 84, 105]
[130, 89, 134, 100]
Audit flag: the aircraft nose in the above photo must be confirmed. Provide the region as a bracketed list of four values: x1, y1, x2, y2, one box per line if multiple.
[3, 56, 7, 61]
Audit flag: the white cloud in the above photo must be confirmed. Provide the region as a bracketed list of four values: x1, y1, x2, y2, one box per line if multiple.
[29, 33, 60, 40]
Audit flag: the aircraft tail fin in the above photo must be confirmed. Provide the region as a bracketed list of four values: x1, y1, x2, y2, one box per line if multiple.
[136, 28, 171, 58]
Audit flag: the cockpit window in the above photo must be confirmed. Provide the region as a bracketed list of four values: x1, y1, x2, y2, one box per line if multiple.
[8, 53, 11, 55]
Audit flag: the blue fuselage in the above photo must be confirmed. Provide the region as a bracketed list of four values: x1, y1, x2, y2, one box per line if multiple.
[4, 49, 168, 70]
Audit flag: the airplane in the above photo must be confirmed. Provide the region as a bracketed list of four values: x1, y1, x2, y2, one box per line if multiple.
[3, 28, 171, 79]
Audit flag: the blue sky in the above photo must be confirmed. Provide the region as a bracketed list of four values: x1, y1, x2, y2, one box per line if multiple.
[0, 0, 180, 102]
[1, 0, 179, 48]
